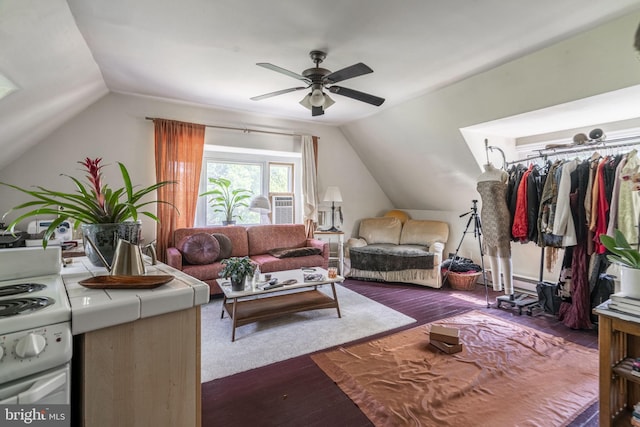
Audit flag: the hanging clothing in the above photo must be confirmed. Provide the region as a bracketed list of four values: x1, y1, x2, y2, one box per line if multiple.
[558, 241, 592, 329]
[502, 145, 638, 331]
[553, 159, 578, 247]
[512, 164, 533, 241]
[507, 164, 527, 240]
[526, 165, 545, 243]
[539, 161, 563, 249]
[585, 157, 599, 255]
[606, 156, 627, 237]
[618, 151, 640, 245]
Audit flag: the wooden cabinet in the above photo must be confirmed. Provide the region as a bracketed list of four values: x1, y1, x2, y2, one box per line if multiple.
[596, 307, 640, 426]
[75, 307, 201, 427]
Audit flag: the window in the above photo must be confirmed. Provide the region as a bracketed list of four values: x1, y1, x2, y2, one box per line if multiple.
[269, 163, 293, 193]
[203, 161, 262, 225]
[196, 146, 301, 226]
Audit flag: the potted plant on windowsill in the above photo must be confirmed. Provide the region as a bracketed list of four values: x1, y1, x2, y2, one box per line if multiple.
[199, 177, 252, 225]
[219, 256, 256, 291]
[600, 230, 640, 298]
[0, 157, 176, 266]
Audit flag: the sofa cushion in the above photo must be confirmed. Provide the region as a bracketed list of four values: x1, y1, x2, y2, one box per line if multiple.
[268, 246, 322, 258]
[179, 233, 220, 265]
[173, 226, 249, 257]
[212, 233, 233, 260]
[358, 217, 402, 244]
[246, 224, 307, 256]
[400, 219, 450, 246]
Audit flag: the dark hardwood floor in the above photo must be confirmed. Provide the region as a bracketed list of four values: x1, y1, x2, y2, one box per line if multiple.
[201, 279, 599, 427]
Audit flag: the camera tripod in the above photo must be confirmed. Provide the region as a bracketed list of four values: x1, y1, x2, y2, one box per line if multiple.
[445, 200, 490, 308]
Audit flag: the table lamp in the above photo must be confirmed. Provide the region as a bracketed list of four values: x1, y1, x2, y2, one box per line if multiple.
[323, 186, 342, 232]
[249, 195, 271, 224]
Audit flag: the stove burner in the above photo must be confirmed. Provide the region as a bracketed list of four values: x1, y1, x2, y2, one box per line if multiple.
[0, 297, 54, 317]
[0, 283, 46, 297]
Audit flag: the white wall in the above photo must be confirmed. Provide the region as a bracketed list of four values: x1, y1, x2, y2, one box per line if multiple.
[0, 92, 391, 243]
[342, 11, 640, 285]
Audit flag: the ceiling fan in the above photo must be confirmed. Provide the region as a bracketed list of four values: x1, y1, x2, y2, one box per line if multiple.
[250, 50, 385, 117]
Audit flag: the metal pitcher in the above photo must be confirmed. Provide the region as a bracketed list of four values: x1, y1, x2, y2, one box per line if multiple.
[85, 236, 156, 275]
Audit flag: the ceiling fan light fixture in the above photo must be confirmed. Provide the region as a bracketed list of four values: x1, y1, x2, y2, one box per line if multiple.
[299, 91, 335, 112]
[310, 88, 325, 107]
[323, 93, 335, 109]
[299, 93, 312, 110]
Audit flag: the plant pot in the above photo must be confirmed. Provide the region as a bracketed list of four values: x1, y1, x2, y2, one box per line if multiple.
[230, 276, 246, 292]
[82, 222, 142, 268]
[620, 265, 640, 298]
[222, 220, 236, 226]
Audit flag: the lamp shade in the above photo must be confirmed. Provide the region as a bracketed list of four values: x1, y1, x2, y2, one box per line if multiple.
[299, 92, 335, 111]
[323, 186, 342, 202]
[249, 195, 271, 213]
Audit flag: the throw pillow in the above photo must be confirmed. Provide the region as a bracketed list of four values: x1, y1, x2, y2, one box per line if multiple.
[178, 233, 220, 265]
[268, 247, 322, 258]
[211, 233, 233, 260]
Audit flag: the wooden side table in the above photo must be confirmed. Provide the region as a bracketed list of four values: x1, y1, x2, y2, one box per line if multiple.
[595, 304, 640, 426]
[313, 231, 344, 275]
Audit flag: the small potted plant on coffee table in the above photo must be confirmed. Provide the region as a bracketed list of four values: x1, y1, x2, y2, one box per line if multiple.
[220, 256, 256, 291]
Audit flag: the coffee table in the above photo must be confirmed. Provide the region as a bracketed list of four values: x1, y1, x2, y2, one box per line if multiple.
[218, 268, 343, 341]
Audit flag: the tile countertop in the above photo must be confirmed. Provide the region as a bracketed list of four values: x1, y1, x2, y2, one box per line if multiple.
[61, 257, 210, 335]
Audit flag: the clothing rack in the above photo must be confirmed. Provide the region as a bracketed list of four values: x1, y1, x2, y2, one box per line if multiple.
[484, 134, 640, 316]
[507, 134, 640, 166]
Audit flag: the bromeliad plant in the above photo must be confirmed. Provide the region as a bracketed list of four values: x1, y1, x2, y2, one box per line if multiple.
[0, 158, 176, 246]
[600, 229, 640, 269]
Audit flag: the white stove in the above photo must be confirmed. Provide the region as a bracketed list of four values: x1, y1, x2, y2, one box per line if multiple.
[0, 247, 72, 404]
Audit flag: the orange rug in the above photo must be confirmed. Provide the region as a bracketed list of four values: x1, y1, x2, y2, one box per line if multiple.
[311, 310, 598, 427]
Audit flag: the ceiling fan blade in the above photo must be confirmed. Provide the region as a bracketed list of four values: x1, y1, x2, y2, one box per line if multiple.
[324, 63, 373, 84]
[328, 86, 385, 106]
[312, 106, 324, 116]
[251, 87, 306, 101]
[256, 63, 310, 82]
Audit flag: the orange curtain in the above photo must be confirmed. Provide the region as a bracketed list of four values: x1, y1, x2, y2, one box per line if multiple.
[153, 119, 205, 262]
[304, 136, 319, 238]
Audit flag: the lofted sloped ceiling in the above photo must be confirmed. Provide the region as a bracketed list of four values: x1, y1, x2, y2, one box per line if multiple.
[1, 0, 640, 178]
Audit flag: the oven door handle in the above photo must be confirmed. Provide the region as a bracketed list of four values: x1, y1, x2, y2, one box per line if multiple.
[18, 372, 66, 404]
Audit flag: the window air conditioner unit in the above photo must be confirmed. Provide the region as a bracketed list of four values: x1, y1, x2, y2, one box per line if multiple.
[272, 195, 294, 224]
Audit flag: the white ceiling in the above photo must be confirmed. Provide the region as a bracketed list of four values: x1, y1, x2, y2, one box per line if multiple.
[1, 0, 640, 169]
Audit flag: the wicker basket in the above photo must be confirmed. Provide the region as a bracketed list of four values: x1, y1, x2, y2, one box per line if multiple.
[444, 271, 482, 291]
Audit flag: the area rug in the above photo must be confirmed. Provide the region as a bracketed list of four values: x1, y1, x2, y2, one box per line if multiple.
[311, 310, 598, 427]
[201, 284, 416, 382]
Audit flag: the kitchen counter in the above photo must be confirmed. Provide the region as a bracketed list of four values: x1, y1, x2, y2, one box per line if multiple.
[61, 257, 210, 335]
[63, 257, 209, 427]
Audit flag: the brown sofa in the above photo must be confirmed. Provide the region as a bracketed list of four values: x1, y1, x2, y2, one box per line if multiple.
[166, 224, 329, 295]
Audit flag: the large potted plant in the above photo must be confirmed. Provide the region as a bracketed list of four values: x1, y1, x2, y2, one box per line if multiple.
[200, 177, 252, 225]
[600, 230, 640, 298]
[219, 256, 256, 291]
[0, 157, 176, 266]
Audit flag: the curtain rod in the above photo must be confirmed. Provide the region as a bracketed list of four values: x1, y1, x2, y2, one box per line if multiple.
[507, 135, 640, 165]
[145, 116, 308, 138]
